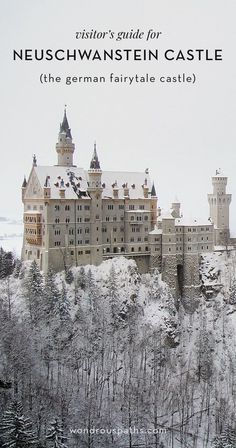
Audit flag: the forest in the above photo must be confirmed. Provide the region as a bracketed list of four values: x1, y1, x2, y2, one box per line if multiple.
[0, 247, 236, 447]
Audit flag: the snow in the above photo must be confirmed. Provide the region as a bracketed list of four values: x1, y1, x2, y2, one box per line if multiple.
[33, 166, 153, 200]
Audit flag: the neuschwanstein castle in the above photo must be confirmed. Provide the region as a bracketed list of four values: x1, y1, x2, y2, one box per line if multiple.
[21, 110, 232, 297]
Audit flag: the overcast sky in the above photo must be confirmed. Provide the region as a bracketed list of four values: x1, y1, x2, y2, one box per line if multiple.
[1, 0, 236, 233]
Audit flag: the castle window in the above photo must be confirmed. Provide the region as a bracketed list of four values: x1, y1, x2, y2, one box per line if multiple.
[145, 227, 149, 232]
[144, 237, 148, 241]
[85, 217, 90, 222]
[188, 246, 192, 251]
[145, 246, 149, 251]
[137, 216, 142, 221]
[69, 228, 74, 235]
[55, 205, 60, 211]
[85, 240, 90, 244]
[207, 246, 209, 249]
[96, 215, 100, 219]
[202, 246, 204, 250]
[131, 247, 134, 252]
[78, 240, 83, 245]
[120, 227, 124, 232]
[132, 227, 135, 232]
[121, 238, 124, 242]
[85, 228, 90, 234]
[114, 238, 117, 242]
[188, 228, 192, 232]
[138, 237, 142, 242]
[169, 248, 171, 252]
[119, 205, 124, 210]
[155, 247, 159, 251]
[54, 241, 61, 246]
[144, 216, 148, 221]
[69, 240, 74, 245]
[113, 217, 117, 221]
[78, 205, 82, 211]
[106, 217, 110, 221]
[71, 250, 74, 255]
[78, 250, 83, 255]
[78, 228, 82, 234]
[121, 216, 124, 221]
[206, 236, 209, 240]
[55, 218, 60, 223]
[108, 204, 114, 210]
[140, 205, 145, 210]
[66, 218, 70, 223]
[84, 205, 90, 210]
[65, 205, 70, 211]
[169, 238, 171, 242]
[193, 228, 196, 232]
[129, 205, 135, 210]
[136, 228, 140, 233]
[138, 247, 142, 252]
[155, 238, 159, 242]
[107, 238, 109, 242]
[131, 216, 134, 221]
[85, 250, 91, 254]
[77, 217, 82, 222]
[206, 227, 209, 231]
[131, 237, 134, 242]
[113, 228, 117, 232]
[188, 237, 191, 242]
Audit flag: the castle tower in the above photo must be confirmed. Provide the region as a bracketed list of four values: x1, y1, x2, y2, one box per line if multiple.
[150, 182, 157, 229]
[208, 170, 232, 245]
[56, 109, 75, 166]
[171, 197, 181, 218]
[87, 143, 103, 265]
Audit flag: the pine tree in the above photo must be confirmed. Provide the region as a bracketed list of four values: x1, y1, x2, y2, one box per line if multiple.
[77, 266, 86, 290]
[0, 248, 15, 279]
[44, 268, 60, 318]
[65, 268, 74, 285]
[59, 282, 71, 322]
[0, 401, 37, 447]
[25, 260, 44, 322]
[46, 418, 67, 448]
[108, 264, 120, 329]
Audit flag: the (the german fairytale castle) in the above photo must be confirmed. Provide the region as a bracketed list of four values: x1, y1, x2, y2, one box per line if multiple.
[21, 110, 232, 297]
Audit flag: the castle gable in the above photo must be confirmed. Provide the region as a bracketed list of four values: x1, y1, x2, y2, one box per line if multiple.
[24, 168, 43, 199]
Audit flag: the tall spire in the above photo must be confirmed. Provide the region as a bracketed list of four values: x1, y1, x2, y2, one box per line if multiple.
[60, 107, 72, 139]
[56, 107, 75, 167]
[151, 182, 157, 197]
[90, 142, 101, 169]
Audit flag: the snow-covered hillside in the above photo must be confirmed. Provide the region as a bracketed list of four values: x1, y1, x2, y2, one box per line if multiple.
[0, 253, 236, 447]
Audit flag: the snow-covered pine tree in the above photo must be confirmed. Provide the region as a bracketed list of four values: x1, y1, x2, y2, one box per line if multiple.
[108, 264, 120, 328]
[0, 400, 37, 447]
[0, 248, 15, 279]
[43, 268, 60, 319]
[77, 266, 86, 290]
[65, 268, 74, 285]
[46, 418, 67, 448]
[59, 282, 71, 323]
[25, 260, 44, 322]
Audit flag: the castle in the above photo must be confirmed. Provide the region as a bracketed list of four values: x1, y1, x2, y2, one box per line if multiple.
[21, 110, 232, 297]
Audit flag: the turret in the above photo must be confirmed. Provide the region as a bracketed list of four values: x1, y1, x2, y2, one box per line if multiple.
[56, 109, 75, 167]
[208, 169, 232, 246]
[21, 176, 27, 201]
[87, 143, 103, 265]
[171, 197, 181, 219]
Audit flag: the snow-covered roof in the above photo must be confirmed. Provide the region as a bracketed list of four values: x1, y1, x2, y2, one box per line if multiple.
[175, 217, 213, 227]
[32, 166, 153, 200]
[149, 226, 163, 235]
[102, 171, 152, 199]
